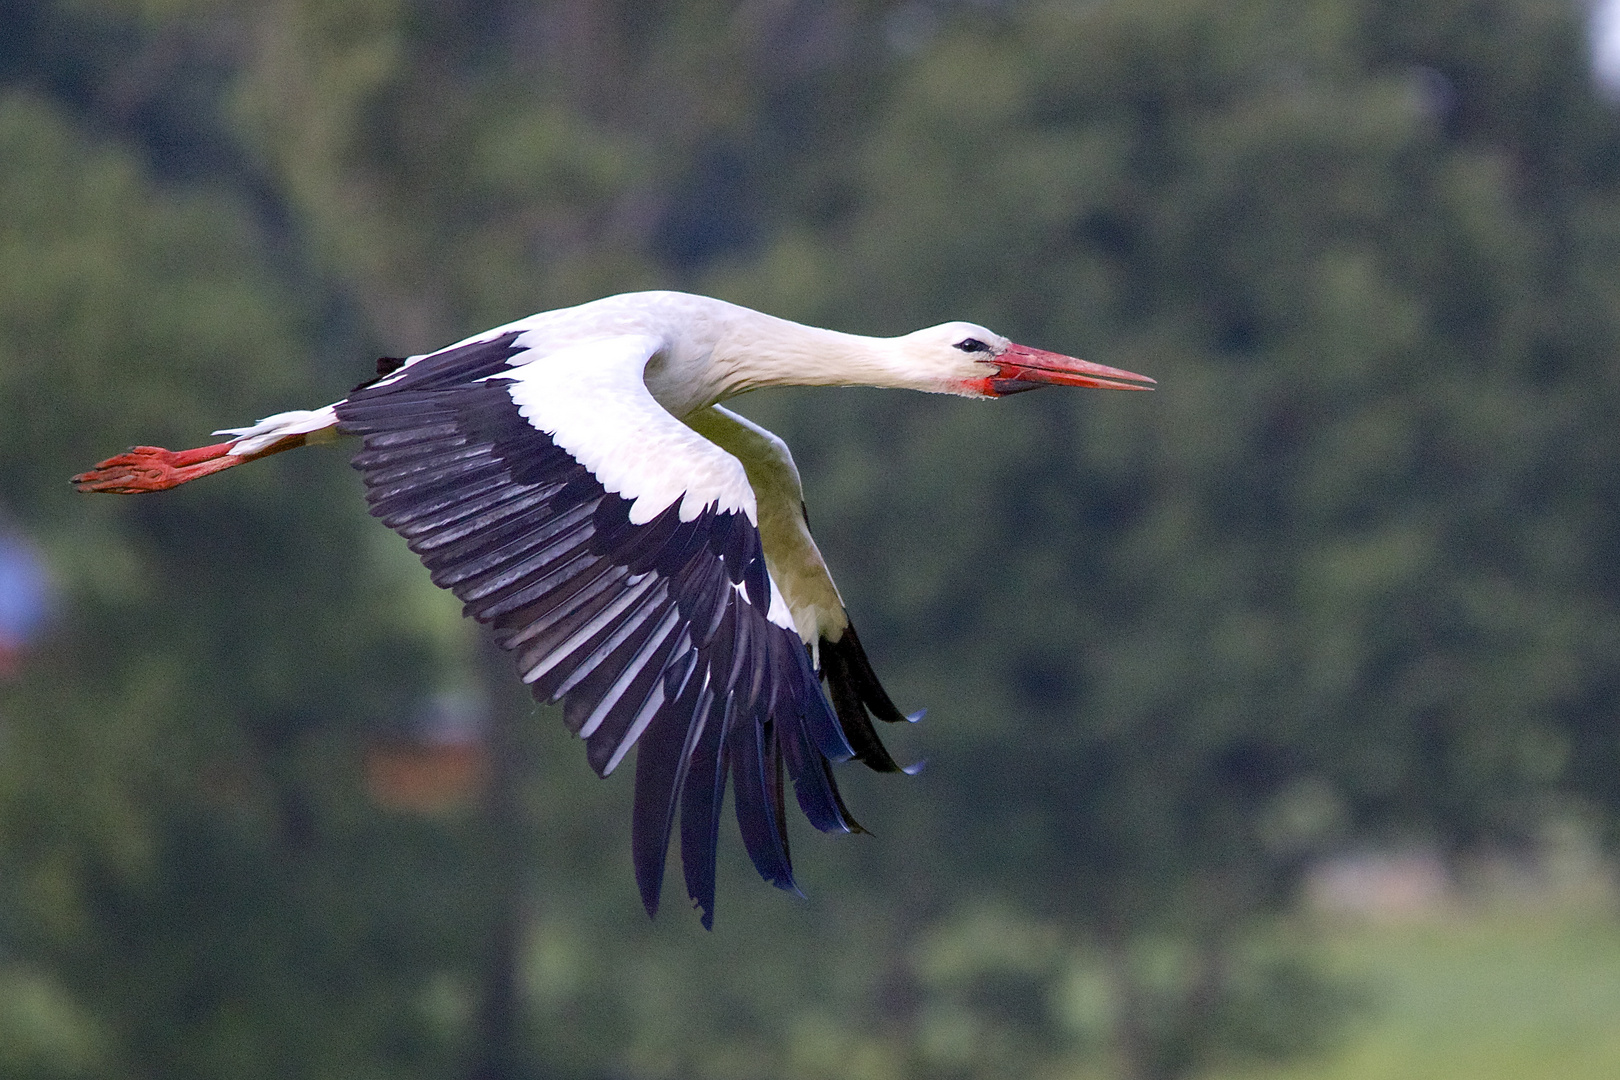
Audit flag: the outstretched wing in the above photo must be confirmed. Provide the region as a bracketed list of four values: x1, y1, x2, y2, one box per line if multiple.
[685, 406, 921, 774]
[334, 329, 864, 927]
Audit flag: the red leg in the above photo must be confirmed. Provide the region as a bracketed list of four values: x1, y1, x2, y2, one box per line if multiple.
[72, 434, 308, 494]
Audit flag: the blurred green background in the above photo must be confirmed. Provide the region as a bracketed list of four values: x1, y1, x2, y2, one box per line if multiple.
[4, 1, 1620, 1078]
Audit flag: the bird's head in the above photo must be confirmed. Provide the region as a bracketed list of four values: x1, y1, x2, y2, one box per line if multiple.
[898, 321, 1156, 398]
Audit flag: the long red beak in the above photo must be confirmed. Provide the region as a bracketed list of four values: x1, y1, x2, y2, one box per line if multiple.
[989, 344, 1156, 395]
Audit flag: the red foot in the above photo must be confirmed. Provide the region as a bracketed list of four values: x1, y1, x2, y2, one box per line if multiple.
[71, 441, 243, 493]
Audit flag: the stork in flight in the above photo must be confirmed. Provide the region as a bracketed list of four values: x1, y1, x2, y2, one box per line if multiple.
[73, 291, 1153, 926]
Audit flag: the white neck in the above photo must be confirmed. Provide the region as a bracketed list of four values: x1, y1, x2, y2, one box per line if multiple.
[618, 292, 984, 417]
[709, 311, 936, 398]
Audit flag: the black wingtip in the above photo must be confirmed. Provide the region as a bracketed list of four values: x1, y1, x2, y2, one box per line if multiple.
[727, 709, 799, 896]
[818, 621, 920, 774]
[823, 622, 912, 723]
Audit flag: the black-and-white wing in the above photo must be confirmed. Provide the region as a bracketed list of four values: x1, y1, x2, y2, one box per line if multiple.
[334, 329, 892, 926]
[685, 406, 923, 774]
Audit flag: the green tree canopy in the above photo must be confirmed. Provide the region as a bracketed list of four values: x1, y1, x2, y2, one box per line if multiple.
[3, 1, 1619, 1078]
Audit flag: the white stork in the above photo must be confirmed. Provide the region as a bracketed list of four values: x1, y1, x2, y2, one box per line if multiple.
[73, 290, 1153, 926]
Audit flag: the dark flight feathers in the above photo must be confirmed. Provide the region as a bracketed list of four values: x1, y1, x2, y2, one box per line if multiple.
[334, 333, 907, 926]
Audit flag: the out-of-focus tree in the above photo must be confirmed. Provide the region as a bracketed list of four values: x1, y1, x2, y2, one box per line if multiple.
[709, 0, 1620, 1075]
[0, 4, 929, 1078]
[4, 0, 1620, 1079]
[0, 87, 501, 1080]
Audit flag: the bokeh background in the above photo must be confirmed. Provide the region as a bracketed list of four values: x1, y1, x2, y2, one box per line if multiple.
[5, 1, 1620, 1078]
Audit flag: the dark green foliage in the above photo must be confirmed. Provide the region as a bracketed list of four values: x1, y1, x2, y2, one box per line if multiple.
[3, 1, 1619, 1078]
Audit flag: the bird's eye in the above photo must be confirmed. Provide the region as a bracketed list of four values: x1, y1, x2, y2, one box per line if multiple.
[953, 338, 990, 353]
